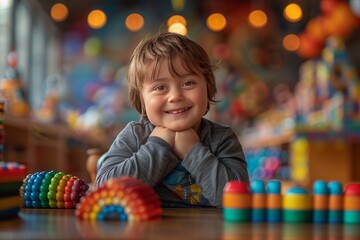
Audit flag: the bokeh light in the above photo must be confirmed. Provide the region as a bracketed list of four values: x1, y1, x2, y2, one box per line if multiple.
[206, 13, 227, 32]
[50, 3, 69, 22]
[168, 22, 187, 35]
[87, 9, 107, 29]
[283, 34, 300, 51]
[167, 15, 187, 27]
[284, 3, 303, 22]
[248, 10, 267, 28]
[125, 13, 144, 32]
[84, 37, 102, 57]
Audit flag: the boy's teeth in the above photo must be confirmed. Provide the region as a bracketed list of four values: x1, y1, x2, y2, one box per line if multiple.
[169, 108, 188, 114]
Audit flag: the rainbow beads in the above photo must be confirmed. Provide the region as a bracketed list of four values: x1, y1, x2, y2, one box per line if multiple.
[20, 171, 89, 209]
[75, 176, 162, 222]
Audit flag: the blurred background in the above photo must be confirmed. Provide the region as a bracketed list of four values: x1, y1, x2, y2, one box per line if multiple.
[1, 0, 360, 186]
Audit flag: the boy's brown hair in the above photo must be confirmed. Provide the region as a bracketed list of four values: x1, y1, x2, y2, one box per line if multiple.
[127, 32, 218, 116]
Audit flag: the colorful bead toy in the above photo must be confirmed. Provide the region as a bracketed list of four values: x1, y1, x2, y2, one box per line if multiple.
[75, 176, 162, 222]
[20, 171, 89, 209]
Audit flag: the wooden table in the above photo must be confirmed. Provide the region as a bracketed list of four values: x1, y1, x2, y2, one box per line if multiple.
[0, 208, 359, 239]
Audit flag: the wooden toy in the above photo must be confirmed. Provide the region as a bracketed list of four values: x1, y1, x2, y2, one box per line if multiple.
[20, 171, 89, 209]
[222, 180, 360, 224]
[0, 161, 27, 220]
[281, 187, 311, 223]
[266, 180, 282, 222]
[343, 183, 360, 224]
[327, 181, 343, 223]
[75, 176, 162, 222]
[222, 180, 251, 222]
[251, 179, 267, 222]
[312, 180, 328, 223]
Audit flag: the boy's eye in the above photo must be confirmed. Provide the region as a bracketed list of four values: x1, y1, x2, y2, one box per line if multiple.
[182, 81, 196, 87]
[154, 85, 166, 91]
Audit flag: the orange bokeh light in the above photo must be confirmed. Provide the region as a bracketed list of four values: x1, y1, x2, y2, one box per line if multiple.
[50, 3, 69, 22]
[125, 13, 144, 32]
[284, 3, 303, 22]
[87, 9, 107, 29]
[206, 13, 227, 32]
[283, 34, 300, 51]
[167, 15, 187, 27]
[248, 10, 267, 28]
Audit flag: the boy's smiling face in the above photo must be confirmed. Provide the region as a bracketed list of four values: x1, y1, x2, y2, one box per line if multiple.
[140, 57, 208, 132]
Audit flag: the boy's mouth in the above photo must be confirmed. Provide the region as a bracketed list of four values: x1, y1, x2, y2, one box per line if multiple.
[166, 107, 191, 114]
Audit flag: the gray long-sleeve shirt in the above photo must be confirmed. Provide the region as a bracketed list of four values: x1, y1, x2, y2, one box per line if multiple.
[95, 117, 249, 208]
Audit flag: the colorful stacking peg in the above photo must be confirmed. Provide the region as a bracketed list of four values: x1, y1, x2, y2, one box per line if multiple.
[266, 180, 282, 222]
[283, 187, 311, 223]
[343, 183, 360, 224]
[312, 180, 328, 223]
[75, 176, 162, 222]
[327, 181, 343, 223]
[251, 179, 267, 222]
[222, 180, 251, 222]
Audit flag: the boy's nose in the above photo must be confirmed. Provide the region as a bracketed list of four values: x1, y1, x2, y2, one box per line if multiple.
[168, 87, 184, 102]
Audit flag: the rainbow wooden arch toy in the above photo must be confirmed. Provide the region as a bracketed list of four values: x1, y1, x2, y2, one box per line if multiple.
[75, 176, 162, 222]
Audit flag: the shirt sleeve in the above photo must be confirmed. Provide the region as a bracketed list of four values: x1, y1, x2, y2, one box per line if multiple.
[95, 122, 180, 188]
[181, 127, 249, 208]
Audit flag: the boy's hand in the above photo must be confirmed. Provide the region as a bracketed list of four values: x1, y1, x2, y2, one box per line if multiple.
[173, 128, 200, 159]
[150, 126, 176, 147]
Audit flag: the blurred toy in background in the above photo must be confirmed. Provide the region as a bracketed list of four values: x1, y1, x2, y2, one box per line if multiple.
[294, 36, 360, 132]
[32, 74, 70, 123]
[0, 51, 30, 117]
[68, 63, 138, 143]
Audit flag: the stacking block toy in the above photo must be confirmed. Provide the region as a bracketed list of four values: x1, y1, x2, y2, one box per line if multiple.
[0, 162, 27, 219]
[327, 181, 343, 223]
[283, 187, 311, 223]
[75, 176, 162, 222]
[222, 180, 251, 222]
[343, 183, 360, 224]
[223, 180, 360, 224]
[266, 180, 282, 222]
[312, 180, 328, 223]
[19, 171, 89, 209]
[251, 179, 267, 222]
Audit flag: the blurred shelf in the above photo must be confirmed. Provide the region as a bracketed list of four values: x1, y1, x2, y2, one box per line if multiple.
[3, 114, 110, 182]
[240, 129, 294, 149]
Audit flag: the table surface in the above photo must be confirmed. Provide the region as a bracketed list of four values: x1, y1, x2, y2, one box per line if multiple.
[0, 208, 359, 239]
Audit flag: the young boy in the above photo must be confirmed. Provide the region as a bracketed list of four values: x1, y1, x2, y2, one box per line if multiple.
[95, 32, 249, 208]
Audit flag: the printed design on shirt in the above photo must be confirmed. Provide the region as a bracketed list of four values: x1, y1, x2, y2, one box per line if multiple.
[163, 163, 207, 205]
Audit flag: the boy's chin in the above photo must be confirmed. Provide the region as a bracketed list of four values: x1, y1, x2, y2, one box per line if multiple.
[165, 124, 193, 132]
